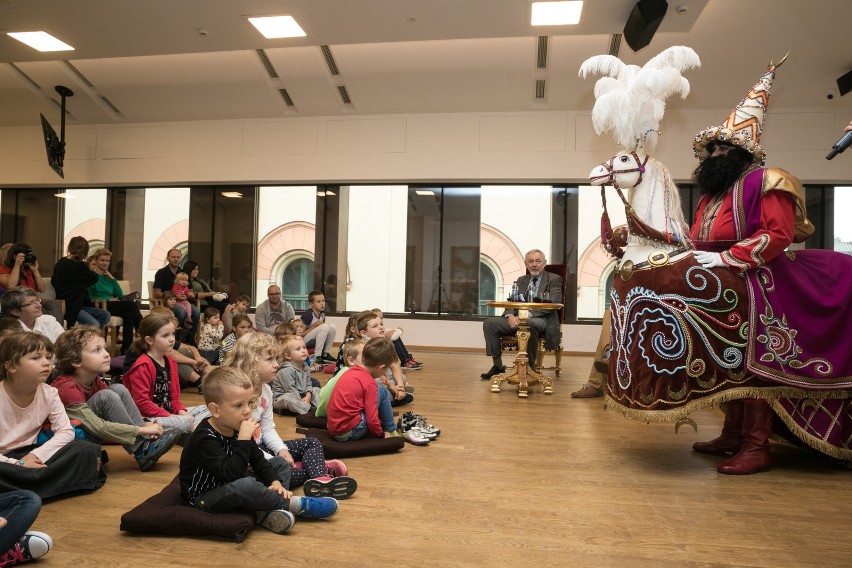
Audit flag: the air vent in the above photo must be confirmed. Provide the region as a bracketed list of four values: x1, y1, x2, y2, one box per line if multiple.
[608, 34, 622, 57]
[337, 85, 352, 105]
[321, 45, 340, 76]
[278, 88, 295, 107]
[63, 61, 95, 88]
[255, 49, 279, 79]
[536, 36, 549, 70]
[535, 79, 546, 100]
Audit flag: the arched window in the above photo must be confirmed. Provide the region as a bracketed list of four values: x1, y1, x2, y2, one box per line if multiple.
[270, 250, 314, 311]
[478, 254, 502, 316]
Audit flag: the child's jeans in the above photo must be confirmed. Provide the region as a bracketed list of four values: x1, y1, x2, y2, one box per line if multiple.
[333, 385, 396, 441]
[194, 456, 292, 513]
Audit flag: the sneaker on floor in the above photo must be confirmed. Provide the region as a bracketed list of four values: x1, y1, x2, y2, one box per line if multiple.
[304, 476, 358, 499]
[410, 426, 437, 441]
[292, 496, 339, 519]
[134, 431, 179, 471]
[402, 430, 430, 446]
[403, 359, 423, 370]
[319, 353, 337, 364]
[256, 509, 295, 534]
[308, 362, 324, 373]
[1, 531, 53, 565]
[324, 459, 348, 477]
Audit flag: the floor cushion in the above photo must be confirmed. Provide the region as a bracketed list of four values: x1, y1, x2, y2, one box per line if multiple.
[295, 408, 328, 430]
[297, 427, 405, 459]
[120, 477, 255, 542]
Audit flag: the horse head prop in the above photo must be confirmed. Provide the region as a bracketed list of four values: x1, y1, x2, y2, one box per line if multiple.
[589, 148, 691, 275]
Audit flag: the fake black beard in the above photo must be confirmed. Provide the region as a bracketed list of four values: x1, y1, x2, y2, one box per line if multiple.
[692, 150, 753, 198]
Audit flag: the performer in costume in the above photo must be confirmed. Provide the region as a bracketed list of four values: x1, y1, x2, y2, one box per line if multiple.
[688, 59, 852, 474]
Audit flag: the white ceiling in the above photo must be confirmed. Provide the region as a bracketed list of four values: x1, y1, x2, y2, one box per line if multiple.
[0, 0, 850, 128]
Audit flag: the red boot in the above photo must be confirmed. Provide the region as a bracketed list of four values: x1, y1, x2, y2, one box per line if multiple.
[692, 400, 743, 455]
[717, 399, 772, 475]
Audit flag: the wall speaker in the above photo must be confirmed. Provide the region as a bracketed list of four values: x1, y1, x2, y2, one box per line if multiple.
[837, 70, 852, 97]
[623, 0, 668, 52]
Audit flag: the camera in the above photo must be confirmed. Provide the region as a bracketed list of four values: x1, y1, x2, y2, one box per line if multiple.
[23, 249, 37, 264]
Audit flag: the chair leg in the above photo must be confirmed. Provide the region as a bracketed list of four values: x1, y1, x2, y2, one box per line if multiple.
[554, 345, 562, 377]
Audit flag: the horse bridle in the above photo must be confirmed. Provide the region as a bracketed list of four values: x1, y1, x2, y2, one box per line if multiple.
[591, 150, 649, 192]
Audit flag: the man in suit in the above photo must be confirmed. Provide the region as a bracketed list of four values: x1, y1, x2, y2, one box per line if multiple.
[481, 249, 563, 380]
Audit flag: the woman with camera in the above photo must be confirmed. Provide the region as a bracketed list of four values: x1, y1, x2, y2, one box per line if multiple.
[0, 243, 46, 294]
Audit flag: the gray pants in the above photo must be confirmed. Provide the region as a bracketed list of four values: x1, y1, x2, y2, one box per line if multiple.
[87, 385, 145, 453]
[273, 386, 321, 415]
[152, 404, 210, 445]
[194, 456, 292, 513]
[483, 316, 547, 368]
[303, 323, 337, 357]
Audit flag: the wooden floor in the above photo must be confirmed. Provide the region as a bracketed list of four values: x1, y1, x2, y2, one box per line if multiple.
[36, 352, 851, 568]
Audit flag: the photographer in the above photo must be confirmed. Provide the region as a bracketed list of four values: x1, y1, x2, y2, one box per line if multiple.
[0, 242, 46, 294]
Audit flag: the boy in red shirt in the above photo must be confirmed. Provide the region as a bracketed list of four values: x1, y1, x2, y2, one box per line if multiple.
[326, 338, 400, 441]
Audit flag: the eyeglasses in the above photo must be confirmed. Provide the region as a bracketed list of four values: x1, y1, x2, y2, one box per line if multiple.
[20, 299, 42, 308]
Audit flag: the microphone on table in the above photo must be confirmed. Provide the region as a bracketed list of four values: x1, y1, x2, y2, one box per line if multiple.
[826, 129, 852, 160]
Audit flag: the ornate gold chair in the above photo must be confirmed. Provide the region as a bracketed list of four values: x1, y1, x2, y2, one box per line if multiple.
[499, 263, 568, 376]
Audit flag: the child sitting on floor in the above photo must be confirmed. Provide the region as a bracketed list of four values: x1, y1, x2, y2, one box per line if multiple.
[0, 332, 105, 500]
[301, 291, 337, 364]
[179, 366, 338, 534]
[0, 490, 53, 565]
[122, 311, 208, 441]
[287, 318, 324, 373]
[221, 295, 251, 336]
[52, 326, 178, 471]
[219, 313, 253, 365]
[228, 332, 356, 499]
[326, 338, 402, 442]
[198, 307, 224, 365]
[332, 311, 371, 375]
[316, 338, 365, 418]
[356, 311, 414, 406]
[371, 308, 423, 370]
[270, 335, 321, 415]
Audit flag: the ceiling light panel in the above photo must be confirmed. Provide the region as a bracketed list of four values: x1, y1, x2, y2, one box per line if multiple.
[531, 2, 583, 26]
[248, 16, 306, 39]
[7, 31, 75, 52]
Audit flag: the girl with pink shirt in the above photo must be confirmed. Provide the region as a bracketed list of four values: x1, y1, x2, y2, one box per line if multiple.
[0, 332, 105, 499]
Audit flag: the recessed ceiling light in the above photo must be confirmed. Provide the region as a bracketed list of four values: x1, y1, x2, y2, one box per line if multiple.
[54, 193, 75, 199]
[221, 191, 243, 198]
[531, 1, 583, 26]
[316, 191, 326, 197]
[325, 190, 336, 196]
[415, 190, 436, 196]
[7, 31, 75, 52]
[248, 15, 306, 39]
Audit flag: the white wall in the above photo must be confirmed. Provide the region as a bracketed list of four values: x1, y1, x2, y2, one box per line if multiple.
[2, 109, 849, 188]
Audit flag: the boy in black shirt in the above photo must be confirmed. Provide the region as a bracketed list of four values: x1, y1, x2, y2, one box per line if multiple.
[179, 367, 338, 534]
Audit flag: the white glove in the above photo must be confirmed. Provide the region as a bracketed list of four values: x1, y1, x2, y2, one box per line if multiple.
[692, 250, 726, 268]
[212, 293, 227, 302]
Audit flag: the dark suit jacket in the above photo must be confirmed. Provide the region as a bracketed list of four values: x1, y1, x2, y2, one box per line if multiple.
[504, 270, 563, 350]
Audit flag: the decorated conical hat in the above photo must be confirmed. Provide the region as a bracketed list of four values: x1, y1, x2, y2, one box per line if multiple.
[693, 54, 788, 166]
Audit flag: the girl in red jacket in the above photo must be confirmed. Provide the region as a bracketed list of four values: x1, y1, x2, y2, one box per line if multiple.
[123, 311, 207, 441]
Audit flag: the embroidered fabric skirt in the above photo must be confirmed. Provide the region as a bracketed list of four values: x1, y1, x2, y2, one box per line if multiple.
[606, 253, 852, 460]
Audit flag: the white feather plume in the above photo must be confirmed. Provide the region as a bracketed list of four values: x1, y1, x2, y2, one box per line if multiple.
[579, 46, 701, 152]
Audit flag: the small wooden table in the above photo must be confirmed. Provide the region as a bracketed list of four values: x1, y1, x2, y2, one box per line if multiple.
[486, 300, 563, 398]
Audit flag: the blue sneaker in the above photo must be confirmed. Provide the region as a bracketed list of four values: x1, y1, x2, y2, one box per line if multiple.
[256, 509, 295, 534]
[292, 496, 338, 519]
[134, 432, 179, 471]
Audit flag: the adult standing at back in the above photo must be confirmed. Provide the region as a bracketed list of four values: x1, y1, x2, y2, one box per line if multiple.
[153, 248, 199, 343]
[255, 284, 294, 335]
[51, 236, 110, 329]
